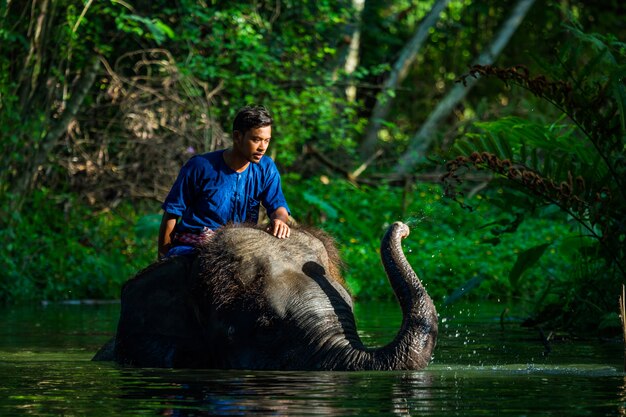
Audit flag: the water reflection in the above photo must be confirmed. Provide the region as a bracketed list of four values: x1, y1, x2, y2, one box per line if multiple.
[389, 373, 436, 417]
[110, 368, 437, 416]
[1, 302, 625, 416]
[618, 375, 626, 416]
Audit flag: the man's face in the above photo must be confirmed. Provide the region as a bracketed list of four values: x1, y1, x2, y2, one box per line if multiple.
[234, 125, 272, 163]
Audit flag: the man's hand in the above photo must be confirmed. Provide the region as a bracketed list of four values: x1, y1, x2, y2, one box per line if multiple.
[267, 218, 290, 239]
[267, 207, 291, 239]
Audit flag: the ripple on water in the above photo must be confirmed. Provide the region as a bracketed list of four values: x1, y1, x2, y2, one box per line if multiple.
[1, 302, 625, 416]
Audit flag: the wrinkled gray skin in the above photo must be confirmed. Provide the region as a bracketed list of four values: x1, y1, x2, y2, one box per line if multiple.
[94, 222, 438, 370]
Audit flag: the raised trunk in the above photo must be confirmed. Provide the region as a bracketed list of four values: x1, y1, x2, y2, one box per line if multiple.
[373, 222, 438, 369]
[317, 222, 438, 370]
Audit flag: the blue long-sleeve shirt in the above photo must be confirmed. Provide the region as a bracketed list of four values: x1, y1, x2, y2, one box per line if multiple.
[162, 150, 290, 234]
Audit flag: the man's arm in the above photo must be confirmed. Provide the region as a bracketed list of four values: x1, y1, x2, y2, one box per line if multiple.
[267, 206, 290, 239]
[158, 211, 179, 259]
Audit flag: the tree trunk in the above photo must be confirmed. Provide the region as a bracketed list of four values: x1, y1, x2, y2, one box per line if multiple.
[9, 56, 100, 211]
[393, 0, 536, 175]
[344, 0, 365, 102]
[358, 0, 451, 157]
[331, 0, 366, 102]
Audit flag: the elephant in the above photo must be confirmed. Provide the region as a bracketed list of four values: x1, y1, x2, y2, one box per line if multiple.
[95, 221, 438, 370]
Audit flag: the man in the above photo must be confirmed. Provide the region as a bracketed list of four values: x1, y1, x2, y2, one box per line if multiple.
[158, 105, 291, 259]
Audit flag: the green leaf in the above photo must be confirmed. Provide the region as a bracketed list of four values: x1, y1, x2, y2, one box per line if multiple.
[611, 77, 626, 133]
[443, 275, 486, 306]
[452, 138, 474, 156]
[498, 132, 514, 160]
[575, 47, 608, 88]
[557, 235, 597, 258]
[302, 191, 338, 219]
[520, 142, 528, 163]
[509, 243, 551, 287]
[124, 15, 175, 44]
[551, 153, 568, 182]
[480, 133, 498, 155]
[598, 312, 621, 330]
[530, 147, 539, 171]
[154, 19, 176, 41]
[542, 151, 553, 177]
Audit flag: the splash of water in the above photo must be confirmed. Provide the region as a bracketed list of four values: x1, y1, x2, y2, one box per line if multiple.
[403, 213, 431, 228]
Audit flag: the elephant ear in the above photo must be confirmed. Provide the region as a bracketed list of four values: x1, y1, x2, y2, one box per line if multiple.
[196, 228, 271, 311]
[299, 227, 346, 288]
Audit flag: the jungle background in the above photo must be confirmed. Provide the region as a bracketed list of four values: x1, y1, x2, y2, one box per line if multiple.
[1, 0, 624, 335]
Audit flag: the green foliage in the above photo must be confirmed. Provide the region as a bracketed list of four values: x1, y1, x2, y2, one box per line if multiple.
[0, 179, 573, 305]
[0, 0, 178, 209]
[166, 0, 364, 164]
[284, 175, 573, 303]
[444, 23, 626, 331]
[0, 190, 155, 303]
[508, 243, 550, 287]
[115, 15, 175, 44]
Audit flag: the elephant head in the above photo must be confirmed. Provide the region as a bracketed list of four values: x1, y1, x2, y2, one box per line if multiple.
[110, 222, 438, 370]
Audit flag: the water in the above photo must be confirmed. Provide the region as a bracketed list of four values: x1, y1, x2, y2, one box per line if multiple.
[0, 301, 624, 416]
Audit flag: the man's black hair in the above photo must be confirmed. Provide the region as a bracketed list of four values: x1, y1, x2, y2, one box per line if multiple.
[232, 105, 273, 134]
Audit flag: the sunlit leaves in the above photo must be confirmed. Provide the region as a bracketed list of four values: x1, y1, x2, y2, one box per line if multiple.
[117, 15, 175, 45]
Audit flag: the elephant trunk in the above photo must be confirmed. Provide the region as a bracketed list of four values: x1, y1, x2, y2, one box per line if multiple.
[339, 222, 438, 370]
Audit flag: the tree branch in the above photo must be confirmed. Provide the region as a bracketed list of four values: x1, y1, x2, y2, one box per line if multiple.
[359, 0, 451, 157]
[11, 55, 100, 202]
[393, 0, 536, 175]
[305, 144, 491, 186]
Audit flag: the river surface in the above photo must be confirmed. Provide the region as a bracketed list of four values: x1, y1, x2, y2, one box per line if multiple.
[0, 300, 624, 416]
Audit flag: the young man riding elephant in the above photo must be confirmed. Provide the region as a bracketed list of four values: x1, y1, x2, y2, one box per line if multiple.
[158, 105, 291, 259]
[96, 107, 438, 370]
